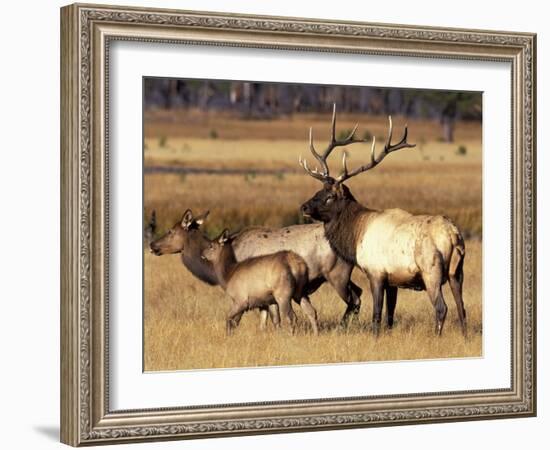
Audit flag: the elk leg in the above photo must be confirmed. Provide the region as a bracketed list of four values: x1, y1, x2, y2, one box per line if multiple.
[435, 290, 448, 336]
[421, 251, 448, 335]
[226, 304, 246, 335]
[369, 277, 384, 336]
[296, 297, 319, 335]
[259, 307, 269, 331]
[326, 273, 362, 326]
[425, 284, 448, 336]
[259, 305, 279, 330]
[276, 296, 296, 335]
[347, 282, 363, 321]
[385, 286, 398, 329]
[449, 268, 467, 337]
[268, 303, 281, 328]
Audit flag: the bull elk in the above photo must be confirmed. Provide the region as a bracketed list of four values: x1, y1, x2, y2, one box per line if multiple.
[202, 229, 318, 334]
[150, 209, 363, 328]
[299, 105, 466, 336]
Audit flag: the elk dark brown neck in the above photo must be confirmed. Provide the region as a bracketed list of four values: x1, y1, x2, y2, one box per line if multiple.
[182, 253, 218, 286]
[181, 231, 218, 286]
[324, 200, 370, 265]
[211, 244, 238, 289]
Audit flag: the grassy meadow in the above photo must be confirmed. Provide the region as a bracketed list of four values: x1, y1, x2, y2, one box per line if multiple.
[143, 109, 483, 371]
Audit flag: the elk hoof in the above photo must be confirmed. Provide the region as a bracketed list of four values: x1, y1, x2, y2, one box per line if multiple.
[226, 321, 236, 336]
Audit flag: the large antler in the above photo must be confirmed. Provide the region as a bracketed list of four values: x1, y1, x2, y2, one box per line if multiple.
[299, 104, 368, 182]
[335, 116, 415, 183]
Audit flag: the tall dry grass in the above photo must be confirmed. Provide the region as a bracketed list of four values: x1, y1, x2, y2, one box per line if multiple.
[144, 240, 482, 371]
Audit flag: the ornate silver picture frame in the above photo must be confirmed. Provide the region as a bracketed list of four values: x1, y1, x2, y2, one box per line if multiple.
[60, 3, 536, 446]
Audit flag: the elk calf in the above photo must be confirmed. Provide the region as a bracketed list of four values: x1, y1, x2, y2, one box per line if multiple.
[202, 230, 319, 335]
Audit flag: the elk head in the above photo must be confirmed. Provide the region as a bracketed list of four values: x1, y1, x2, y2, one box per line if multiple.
[201, 229, 231, 264]
[149, 209, 209, 256]
[300, 104, 415, 223]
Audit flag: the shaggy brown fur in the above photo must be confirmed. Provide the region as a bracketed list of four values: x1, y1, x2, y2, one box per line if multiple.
[324, 201, 372, 265]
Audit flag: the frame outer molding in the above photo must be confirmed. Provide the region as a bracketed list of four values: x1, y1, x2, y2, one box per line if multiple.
[61, 4, 80, 446]
[60, 2, 536, 446]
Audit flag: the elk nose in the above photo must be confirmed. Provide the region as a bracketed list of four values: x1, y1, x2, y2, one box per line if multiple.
[301, 204, 309, 214]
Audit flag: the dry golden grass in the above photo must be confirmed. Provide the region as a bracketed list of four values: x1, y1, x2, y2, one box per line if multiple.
[144, 154, 482, 238]
[143, 111, 482, 371]
[144, 108, 482, 142]
[144, 240, 482, 371]
[144, 137, 480, 170]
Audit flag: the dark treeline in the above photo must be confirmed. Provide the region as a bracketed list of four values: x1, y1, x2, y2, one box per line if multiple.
[144, 78, 481, 142]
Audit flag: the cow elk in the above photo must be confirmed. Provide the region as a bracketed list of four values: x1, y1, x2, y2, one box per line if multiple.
[202, 229, 319, 335]
[300, 105, 467, 336]
[150, 209, 363, 328]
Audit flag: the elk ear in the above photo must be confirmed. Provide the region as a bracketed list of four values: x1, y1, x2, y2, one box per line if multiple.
[181, 209, 193, 229]
[194, 210, 210, 226]
[218, 229, 230, 245]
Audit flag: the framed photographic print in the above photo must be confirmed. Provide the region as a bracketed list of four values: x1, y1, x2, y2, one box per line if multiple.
[60, 3, 537, 446]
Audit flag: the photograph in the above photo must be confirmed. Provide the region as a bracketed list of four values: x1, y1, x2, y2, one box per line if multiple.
[143, 78, 483, 371]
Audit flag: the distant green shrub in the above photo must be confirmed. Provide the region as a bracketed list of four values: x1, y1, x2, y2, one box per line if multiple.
[362, 130, 373, 141]
[456, 145, 468, 156]
[337, 129, 353, 140]
[244, 171, 257, 182]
